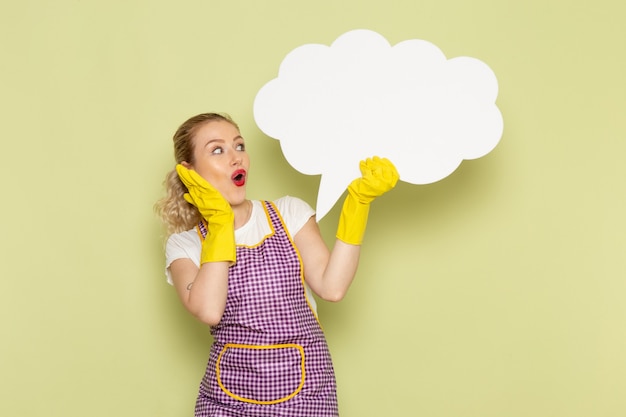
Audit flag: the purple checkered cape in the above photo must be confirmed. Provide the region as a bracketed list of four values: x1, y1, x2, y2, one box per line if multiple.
[194, 201, 339, 416]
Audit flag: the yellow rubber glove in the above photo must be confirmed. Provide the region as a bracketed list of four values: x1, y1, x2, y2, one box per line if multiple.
[176, 164, 236, 265]
[336, 157, 399, 245]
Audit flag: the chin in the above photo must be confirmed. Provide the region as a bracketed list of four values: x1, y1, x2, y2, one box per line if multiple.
[227, 192, 247, 207]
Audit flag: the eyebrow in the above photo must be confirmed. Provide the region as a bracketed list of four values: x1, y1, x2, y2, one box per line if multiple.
[202, 136, 244, 147]
[203, 138, 223, 147]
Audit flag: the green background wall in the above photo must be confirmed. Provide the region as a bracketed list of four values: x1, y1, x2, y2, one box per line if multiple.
[2, 1, 625, 416]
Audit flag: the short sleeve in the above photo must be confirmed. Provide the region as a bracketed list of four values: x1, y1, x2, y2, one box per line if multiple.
[164, 229, 201, 285]
[274, 196, 316, 238]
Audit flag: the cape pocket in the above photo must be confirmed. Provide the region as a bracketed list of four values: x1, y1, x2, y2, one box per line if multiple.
[216, 343, 305, 405]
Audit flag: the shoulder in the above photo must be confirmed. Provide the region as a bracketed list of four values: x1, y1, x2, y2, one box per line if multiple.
[164, 228, 201, 285]
[272, 196, 315, 238]
[273, 195, 315, 219]
[165, 228, 201, 263]
[166, 228, 200, 249]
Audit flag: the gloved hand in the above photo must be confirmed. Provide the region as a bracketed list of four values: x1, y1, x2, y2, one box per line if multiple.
[336, 157, 399, 245]
[176, 164, 236, 264]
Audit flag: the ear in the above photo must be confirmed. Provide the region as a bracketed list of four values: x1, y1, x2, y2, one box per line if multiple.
[181, 161, 192, 169]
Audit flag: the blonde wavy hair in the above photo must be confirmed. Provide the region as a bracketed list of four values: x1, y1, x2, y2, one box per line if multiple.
[154, 112, 239, 235]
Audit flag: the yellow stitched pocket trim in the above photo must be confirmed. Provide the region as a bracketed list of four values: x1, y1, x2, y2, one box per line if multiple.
[216, 343, 306, 405]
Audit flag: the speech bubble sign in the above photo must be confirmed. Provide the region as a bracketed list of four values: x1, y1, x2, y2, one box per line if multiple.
[254, 29, 503, 220]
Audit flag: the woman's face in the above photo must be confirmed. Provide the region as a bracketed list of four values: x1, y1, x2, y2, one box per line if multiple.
[185, 120, 250, 207]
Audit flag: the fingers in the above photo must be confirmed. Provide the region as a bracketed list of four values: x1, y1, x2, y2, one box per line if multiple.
[176, 164, 218, 191]
[176, 164, 210, 209]
[176, 164, 206, 188]
[176, 164, 198, 189]
[175, 164, 232, 216]
[183, 192, 195, 206]
[380, 158, 399, 188]
[359, 157, 399, 191]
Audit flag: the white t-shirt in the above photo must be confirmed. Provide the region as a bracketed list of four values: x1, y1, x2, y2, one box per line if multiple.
[164, 196, 318, 310]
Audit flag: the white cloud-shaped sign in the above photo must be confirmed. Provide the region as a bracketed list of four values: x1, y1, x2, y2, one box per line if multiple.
[254, 29, 503, 220]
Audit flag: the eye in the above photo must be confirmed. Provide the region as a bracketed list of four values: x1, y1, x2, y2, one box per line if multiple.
[211, 146, 224, 155]
[236, 143, 246, 151]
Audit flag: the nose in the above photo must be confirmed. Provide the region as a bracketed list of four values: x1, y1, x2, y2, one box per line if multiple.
[232, 153, 242, 166]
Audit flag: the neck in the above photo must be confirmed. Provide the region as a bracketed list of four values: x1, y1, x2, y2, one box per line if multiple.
[232, 199, 252, 229]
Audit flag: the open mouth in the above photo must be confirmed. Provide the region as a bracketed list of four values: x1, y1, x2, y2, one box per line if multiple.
[231, 169, 247, 187]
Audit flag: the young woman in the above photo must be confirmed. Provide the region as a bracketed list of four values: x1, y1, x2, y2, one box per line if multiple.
[155, 113, 398, 416]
